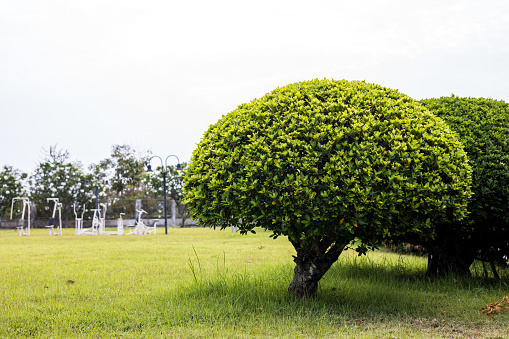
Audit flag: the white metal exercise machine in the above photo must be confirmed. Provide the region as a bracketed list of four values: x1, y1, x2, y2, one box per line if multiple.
[116, 213, 125, 235]
[88, 203, 108, 235]
[74, 203, 86, 235]
[10, 197, 31, 236]
[45, 198, 62, 236]
[98, 203, 107, 235]
[85, 205, 105, 235]
[102, 204, 127, 235]
[78, 205, 102, 235]
[125, 209, 158, 235]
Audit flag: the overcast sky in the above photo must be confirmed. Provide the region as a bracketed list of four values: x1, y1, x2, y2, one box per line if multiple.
[1, 0, 508, 174]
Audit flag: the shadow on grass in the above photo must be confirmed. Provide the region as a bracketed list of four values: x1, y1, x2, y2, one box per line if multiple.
[161, 252, 509, 328]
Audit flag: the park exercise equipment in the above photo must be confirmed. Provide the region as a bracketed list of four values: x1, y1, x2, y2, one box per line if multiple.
[45, 198, 62, 236]
[84, 208, 101, 235]
[10, 197, 31, 236]
[74, 203, 86, 235]
[116, 213, 125, 235]
[72, 201, 159, 236]
[78, 204, 106, 235]
[102, 206, 128, 235]
[125, 209, 158, 235]
[89, 204, 107, 235]
[98, 203, 107, 235]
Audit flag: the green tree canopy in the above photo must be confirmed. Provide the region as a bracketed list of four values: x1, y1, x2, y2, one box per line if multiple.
[143, 162, 190, 225]
[29, 159, 94, 223]
[184, 79, 472, 298]
[420, 96, 509, 275]
[89, 144, 151, 217]
[0, 165, 27, 217]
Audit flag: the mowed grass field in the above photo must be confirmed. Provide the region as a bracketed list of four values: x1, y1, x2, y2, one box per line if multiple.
[1, 227, 509, 338]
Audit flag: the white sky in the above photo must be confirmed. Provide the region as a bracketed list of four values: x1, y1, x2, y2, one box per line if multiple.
[1, 0, 508, 174]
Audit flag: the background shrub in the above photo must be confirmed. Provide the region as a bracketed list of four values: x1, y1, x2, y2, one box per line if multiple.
[420, 96, 509, 275]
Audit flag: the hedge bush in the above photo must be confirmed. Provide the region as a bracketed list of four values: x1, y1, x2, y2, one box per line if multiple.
[420, 96, 509, 274]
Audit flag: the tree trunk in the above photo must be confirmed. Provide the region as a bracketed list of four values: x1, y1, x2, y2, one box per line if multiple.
[288, 237, 349, 299]
[425, 229, 475, 276]
[426, 253, 438, 276]
[490, 261, 500, 280]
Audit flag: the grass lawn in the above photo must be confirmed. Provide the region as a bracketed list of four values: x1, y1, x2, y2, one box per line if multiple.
[1, 227, 508, 338]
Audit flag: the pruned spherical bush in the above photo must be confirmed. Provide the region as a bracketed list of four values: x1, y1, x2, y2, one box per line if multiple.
[186, 80, 471, 237]
[184, 79, 472, 297]
[420, 96, 509, 274]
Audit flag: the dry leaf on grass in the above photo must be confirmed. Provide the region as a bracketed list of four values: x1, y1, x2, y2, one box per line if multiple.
[481, 296, 509, 315]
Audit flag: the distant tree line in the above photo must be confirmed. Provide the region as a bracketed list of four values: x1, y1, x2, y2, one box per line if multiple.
[0, 144, 187, 225]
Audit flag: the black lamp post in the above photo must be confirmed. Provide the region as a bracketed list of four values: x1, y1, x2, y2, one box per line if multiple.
[85, 179, 110, 210]
[146, 155, 182, 234]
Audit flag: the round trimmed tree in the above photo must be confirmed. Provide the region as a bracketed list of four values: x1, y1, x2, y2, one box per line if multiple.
[184, 79, 472, 298]
[420, 96, 509, 275]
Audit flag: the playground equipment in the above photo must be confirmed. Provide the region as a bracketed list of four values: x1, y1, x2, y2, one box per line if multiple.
[10, 197, 31, 236]
[126, 209, 158, 235]
[45, 198, 62, 236]
[74, 203, 86, 235]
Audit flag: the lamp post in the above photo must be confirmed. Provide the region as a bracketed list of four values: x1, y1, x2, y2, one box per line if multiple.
[85, 179, 110, 210]
[146, 155, 182, 234]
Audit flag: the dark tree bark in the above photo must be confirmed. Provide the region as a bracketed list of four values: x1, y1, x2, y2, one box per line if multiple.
[425, 228, 475, 276]
[288, 236, 350, 299]
[426, 253, 438, 277]
[490, 261, 501, 280]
